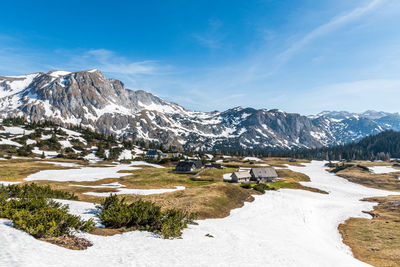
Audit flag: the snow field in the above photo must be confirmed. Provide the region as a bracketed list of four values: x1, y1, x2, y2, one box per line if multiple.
[82, 186, 185, 197]
[0, 161, 399, 266]
[24, 164, 140, 182]
[369, 165, 400, 174]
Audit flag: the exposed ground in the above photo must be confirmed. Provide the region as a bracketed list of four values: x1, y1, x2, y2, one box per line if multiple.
[339, 195, 400, 267]
[271, 168, 328, 194]
[331, 162, 400, 266]
[334, 165, 400, 192]
[39, 235, 93, 250]
[0, 159, 254, 219]
[0, 157, 323, 222]
[0, 158, 77, 182]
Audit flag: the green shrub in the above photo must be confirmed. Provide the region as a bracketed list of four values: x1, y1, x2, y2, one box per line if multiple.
[3, 199, 95, 238]
[329, 163, 369, 173]
[329, 164, 352, 173]
[240, 184, 252, 189]
[253, 183, 272, 194]
[96, 194, 197, 239]
[72, 145, 84, 151]
[64, 147, 74, 153]
[0, 184, 95, 238]
[0, 183, 78, 200]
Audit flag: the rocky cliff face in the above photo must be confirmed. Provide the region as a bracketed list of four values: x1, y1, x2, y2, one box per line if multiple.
[1, 70, 399, 150]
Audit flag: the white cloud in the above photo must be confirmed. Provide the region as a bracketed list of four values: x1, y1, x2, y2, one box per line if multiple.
[277, 0, 384, 68]
[69, 49, 166, 75]
[193, 19, 226, 49]
[294, 78, 400, 114]
[318, 79, 400, 95]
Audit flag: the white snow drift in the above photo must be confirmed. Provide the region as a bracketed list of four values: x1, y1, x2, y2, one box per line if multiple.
[83, 186, 185, 197]
[70, 182, 185, 196]
[369, 165, 400, 174]
[25, 164, 140, 182]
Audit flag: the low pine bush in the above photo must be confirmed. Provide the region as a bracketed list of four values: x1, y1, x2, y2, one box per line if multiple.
[0, 184, 95, 238]
[253, 183, 272, 194]
[0, 183, 78, 200]
[96, 194, 197, 239]
[240, 184, 252, 189]
[330, 164, 352, 173]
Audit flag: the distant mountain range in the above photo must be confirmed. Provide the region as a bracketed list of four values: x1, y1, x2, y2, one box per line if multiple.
[1, 69, 399, 151]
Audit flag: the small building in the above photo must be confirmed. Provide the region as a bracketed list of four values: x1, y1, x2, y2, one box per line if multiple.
[205, 163, 223, 169]
[250, 167, 278, 182]
[174, 161, 202, 172]
[230, 171, 252, 183]
[146, 149, 163, 159]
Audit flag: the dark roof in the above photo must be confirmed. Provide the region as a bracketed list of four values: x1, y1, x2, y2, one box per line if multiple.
[250, 167, 277, 178]
[146, 149, 163, 156]
[193, 161, 202, 169]
[176, 161, 196, 168]
[175, 161, 202, 170]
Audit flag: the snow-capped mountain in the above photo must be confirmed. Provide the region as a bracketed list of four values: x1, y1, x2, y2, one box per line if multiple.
[1, 70, 399, 150]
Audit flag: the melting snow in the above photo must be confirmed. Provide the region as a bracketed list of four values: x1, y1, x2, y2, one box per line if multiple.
[243, 157, 262, 162]
[117, 149, 133, 160]
[83, 186, 185, 197]
[369, 166, 400, 174]
[0, 73, 38, 98]
[0, 139, 22, 147]
[1, 161, 398, 266]
[25, 164, 140, 182]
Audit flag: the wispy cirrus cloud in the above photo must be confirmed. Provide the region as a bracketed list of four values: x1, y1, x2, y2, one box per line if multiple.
[69, 49, 168, 75]
[275, 0, 384, 69]
[192, 19, 226, 49]
[296, 78, 400, 114]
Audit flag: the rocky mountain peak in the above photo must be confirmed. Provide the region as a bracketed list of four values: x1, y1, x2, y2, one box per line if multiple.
[1, 69, 400, 150]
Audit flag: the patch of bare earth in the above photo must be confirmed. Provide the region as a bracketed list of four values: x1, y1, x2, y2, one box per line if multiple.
[335, 166, 400, 192]
[39, 235, 93, 250]
[339, 195, 400, 267]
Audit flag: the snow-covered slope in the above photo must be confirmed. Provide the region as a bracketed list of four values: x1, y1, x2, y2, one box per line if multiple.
[312, 110, 400, 145]
[1, 70, 399, 150]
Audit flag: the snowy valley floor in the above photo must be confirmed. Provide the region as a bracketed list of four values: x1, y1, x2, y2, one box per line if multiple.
[0, 161, 398, 267]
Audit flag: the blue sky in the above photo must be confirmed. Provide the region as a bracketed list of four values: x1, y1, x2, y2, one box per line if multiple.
[1, 0, 400, 114]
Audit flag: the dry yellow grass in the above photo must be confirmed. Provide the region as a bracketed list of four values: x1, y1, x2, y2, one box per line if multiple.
[141, 182, 256, 219]
[0, 159, 79, 182]
[351, 160, 393, 167]
[276, 168, 310, 181]
[339, 195, 400, 267]
[0, 158, 321, 220]
[335, 166, 400, 192]
[193, 167, 236, 181]
[1, 162, 252, 219]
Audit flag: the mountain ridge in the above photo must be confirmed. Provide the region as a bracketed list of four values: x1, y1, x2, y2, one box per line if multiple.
[1, 69, 399, 151]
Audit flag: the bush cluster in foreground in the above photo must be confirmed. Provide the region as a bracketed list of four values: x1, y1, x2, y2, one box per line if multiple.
[96, 194, 197, 239]
[0, 184, 95, 238]
[0, 183, 78, 200]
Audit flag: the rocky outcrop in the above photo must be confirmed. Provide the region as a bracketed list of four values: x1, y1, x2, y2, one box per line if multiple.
[1, 70, 399, 150]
